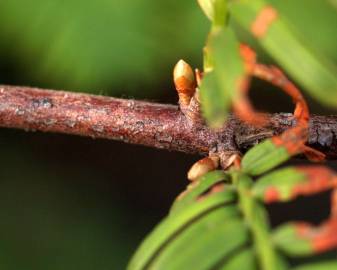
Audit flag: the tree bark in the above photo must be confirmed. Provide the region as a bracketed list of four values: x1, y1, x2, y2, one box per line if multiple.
[0, 85, 336, 159]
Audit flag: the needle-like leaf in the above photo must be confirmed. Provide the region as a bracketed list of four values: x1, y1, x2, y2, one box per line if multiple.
[241, 139, 290, 176]
[230, 0, 337, 107]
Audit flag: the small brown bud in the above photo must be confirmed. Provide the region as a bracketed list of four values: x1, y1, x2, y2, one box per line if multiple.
[187, 155, 219, 181]
[219, 152, 241, 169]
[173, 60, 196, 106]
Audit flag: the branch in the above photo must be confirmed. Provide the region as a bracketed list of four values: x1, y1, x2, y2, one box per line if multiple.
[0, 85, 336, 159]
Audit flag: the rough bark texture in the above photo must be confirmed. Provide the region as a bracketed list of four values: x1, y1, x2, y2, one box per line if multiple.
[0, 85, 336, 159]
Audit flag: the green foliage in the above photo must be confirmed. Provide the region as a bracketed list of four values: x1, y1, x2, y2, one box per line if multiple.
[272, 223, 313, 256]
[129, 140, 337, 269]
[199, 0, 337, 127]
[231, 0, 337, 108]
[291, 261, 337, 270]
[129, 2, 337, 269]
[252, 167, 307, 202]
[221, 248, 257, 270]
[200, 27, 244, 127]
[197, 0, 217, 21]
[198, 0, 229, 26]
[148, 212, 247, 269]
[198, 0, 245, 127]
[236, 174, 284, 270]
[128, 183, 239, 269]
[170, 170, 231, 214]
[241, 139, 290, 176]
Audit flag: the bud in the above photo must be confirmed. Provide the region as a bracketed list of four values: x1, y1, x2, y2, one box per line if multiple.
[220, 152, 241, 169]
[187, 155, 219, 181]
[173, 60, 196, 106]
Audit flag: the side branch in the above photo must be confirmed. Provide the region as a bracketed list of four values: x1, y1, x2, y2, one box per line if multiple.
[0, 85, 336, 158]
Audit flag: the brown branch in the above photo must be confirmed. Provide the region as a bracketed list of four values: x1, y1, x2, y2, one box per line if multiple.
[0, 85, 336, 159]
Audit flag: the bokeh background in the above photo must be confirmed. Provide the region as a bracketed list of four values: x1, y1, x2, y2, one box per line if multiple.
[0, 0, 336, 269]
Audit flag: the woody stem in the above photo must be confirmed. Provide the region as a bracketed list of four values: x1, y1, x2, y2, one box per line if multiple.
[0, 85, 337, 158]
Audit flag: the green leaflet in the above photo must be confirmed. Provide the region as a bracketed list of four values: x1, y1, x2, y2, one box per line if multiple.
[291, 261, 337, 270]
[149, 211, 248, 270]
[197, 0, 228, 26]
[241, 139, 290, 176]
[273, 223, 314, 256]
[237, 174, 286, 270]
[127, 191, 239, 270]
[252, 167, 306, 202]
[199, 71, 229, 127]
[230, 0, 337, 107]
[197, 0, 214, 20]
[170, 170, 233, 214]
[218, 248, 257, 270]
[268, 0, 337, 63]
[200, 27, 245, 128]
[213, 0, 228, 27]
[253, 166, 337, 202]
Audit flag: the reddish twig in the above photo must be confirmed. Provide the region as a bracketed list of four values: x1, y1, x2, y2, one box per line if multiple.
[0, 85, 336, 158]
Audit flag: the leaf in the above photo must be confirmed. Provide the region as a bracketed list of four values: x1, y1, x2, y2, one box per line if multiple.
[253, 166, 337, 203]
[127, 191, 239, 270]
[252, 167, 306, 202]
[199, 71, 229, 127]
[275, 219, 337, 257]
[230, 0, 337, 107]
[273, 223, 316, 256]
[241, 139, 290, 176]
[292, 261, 337, 270]
[200, 27, 245, 128]
[268, 0, 337, 64]
[218, 248, 258, 270]
[198, 0, 228, 26]
[149, 212, 248, 270]
[213, 0, 228, 27]
[197, 0, 214, 20]
[237, 174, 286, 270]
[170, 170, 233, 214]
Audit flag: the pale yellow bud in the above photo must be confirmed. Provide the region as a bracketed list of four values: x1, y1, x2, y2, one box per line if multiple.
[173, 60, 196, 106]
[187, 155, 219, 181]
[174, 60, 195, 85]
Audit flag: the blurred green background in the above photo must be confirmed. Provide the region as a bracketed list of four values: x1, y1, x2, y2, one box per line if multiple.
[0, 0, 208, 97]
[0, 0, 336, 269]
